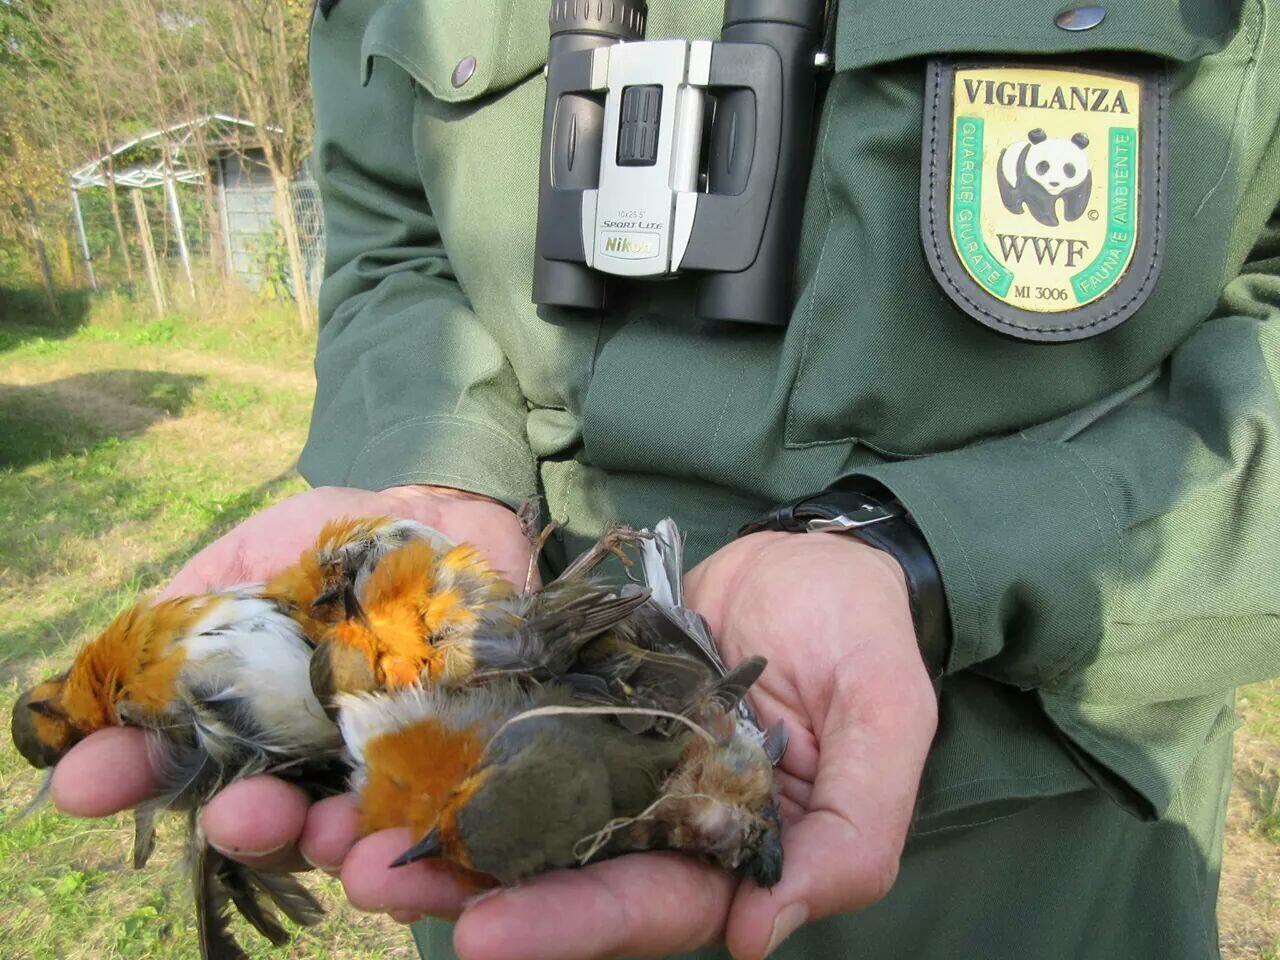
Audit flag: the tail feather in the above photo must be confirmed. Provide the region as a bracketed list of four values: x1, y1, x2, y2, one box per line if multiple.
[192, 816, 248, 960]
[639, 518, 684, 608]
[218, 860, 290, 948]
[191, 814, 324, 960]
[247, 869, 326, 928]
[133, 807, 157, 869]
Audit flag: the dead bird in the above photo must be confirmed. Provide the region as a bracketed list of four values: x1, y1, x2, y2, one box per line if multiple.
[306, 520, 648, 711]
[11, 588, 344, 960]
[334, 519, 786, 886]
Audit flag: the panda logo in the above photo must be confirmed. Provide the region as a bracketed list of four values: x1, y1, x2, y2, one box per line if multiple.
[996, 129, 1092, 228]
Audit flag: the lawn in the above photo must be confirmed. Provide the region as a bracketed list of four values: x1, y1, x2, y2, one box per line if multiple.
[0, 285, 412, 959]
[0, 286, 1277, 958]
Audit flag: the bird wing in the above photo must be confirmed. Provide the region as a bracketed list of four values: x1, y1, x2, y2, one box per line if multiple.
[628, 523, 765, 731]
[467, 581, 651, 682]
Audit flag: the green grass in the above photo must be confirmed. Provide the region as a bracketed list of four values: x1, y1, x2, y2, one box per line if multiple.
[1243, 683, 1280, 844]
[0, 285, 411, 960]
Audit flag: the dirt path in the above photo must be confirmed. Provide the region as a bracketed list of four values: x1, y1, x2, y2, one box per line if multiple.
[160, 347, 314, 392]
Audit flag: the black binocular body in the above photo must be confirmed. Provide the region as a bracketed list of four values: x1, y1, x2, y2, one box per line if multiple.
[533, 0, 825, 326]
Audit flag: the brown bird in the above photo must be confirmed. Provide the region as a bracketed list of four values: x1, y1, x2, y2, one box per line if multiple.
[338, 681, 684, 883]
[306, 519, 650, 713]
[332, 520, 786, 886]
[263, 515, 454, 641]
[10, 589, 343, 960]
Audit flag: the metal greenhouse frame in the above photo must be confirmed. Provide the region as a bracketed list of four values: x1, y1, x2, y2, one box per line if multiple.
[67, 114, 261, 301]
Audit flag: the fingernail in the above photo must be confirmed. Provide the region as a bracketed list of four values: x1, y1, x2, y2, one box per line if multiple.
[198, 810, 290, 860]
[765, 903, 809, 958]
[389, 909, 428, 925]
[300, 847, 341, 876]
[207, 837, 290, 860]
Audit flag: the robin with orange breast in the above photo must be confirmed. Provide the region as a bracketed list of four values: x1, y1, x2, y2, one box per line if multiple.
[331, 519, 786, 887]
[262, 514, 456, 641]
[11, 588, 343, 960]
[339, 665, 782, 887]
[303, 518, 652, 710]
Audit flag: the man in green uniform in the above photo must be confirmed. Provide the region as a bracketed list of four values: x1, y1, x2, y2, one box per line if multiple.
[50, 0, 1280, 957]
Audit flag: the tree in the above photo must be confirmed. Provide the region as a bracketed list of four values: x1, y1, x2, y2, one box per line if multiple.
[0, 0, 317, 317]
[208, 0, 316, 328]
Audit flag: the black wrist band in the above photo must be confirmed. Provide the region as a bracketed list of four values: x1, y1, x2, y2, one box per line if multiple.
[738, 480, 951, 680]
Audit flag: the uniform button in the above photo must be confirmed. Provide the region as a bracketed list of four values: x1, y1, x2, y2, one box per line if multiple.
[452, 55, 477, 87]
[1055, 6, 1106, 30]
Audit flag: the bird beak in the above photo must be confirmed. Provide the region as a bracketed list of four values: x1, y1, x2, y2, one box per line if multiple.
[312, 581, 371, 627]
[311, 585, 342, 611]
[390, 828, 443, 868]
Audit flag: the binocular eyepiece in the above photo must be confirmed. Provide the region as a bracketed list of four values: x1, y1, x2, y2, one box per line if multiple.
[548, 0, 648, 42]
[534, 0, 825, 326]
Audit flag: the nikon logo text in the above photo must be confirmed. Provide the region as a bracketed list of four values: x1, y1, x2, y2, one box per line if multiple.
[602, 232, 659, 260]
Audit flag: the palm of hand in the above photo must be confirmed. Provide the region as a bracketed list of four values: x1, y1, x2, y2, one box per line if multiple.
[447, 531, 936, 960]
[679, 532, 937, 958]
[162, 484, 533, 597]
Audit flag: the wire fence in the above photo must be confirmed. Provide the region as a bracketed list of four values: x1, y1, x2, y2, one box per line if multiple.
[22, 170, 325, 310]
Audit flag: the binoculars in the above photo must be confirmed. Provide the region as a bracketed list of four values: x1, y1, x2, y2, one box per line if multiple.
[533, 0, 826, 326]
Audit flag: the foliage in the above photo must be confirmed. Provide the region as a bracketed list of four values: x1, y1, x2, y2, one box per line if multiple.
[245, 226, 295, 301]
[0, 0, 315, 299]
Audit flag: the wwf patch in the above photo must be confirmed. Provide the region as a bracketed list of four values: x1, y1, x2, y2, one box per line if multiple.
[921, 60, 1167, 342]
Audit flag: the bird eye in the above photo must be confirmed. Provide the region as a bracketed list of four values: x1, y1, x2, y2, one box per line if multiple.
[1064, 163, 1077, 178]
[1036, 161, 1051, 176]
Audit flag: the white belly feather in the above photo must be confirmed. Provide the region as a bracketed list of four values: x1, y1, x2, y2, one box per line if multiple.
[180, 593, 339, 753]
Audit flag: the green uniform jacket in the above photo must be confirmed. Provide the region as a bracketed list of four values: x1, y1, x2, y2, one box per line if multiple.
[304, 1, 1280, 957]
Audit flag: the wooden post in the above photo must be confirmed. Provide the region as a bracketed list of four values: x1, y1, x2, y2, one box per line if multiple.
[104, 169, 137, 287]
[270, 173, 313, 329]
[163, 171, 196, 298]
[215, 157, 235, 279]
[70, 186, 98, 291]
[22, 193, 59, 318]
[131, 189, 166, 316]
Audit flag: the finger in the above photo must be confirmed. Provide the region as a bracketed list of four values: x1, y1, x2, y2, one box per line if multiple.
[300, 792, 362, 875]
[389, 909, 430, 925]
[774, 769, 813, 813]
[200, 775, 310, 870]
[340, 828, 480, 919]
[399, 491, 534, 588]
[440, 518, 533, 588]
[159, 561, 213, 599]
[159, 535, 248, 599]
[454, 852, 735, 960]
[725, 664, 937, 960]
[51, 727, 157, 816]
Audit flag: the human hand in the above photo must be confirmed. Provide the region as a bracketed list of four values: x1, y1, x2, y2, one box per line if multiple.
[308, 529, 937, 959]
[50, 484, 533, 878]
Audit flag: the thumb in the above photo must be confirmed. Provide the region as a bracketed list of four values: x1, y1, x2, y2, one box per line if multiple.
[725, 657, 935, 959]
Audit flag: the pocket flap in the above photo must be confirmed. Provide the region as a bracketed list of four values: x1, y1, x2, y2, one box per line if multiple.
[360, 0, 548, 101]
[835, 0, 1241, 71]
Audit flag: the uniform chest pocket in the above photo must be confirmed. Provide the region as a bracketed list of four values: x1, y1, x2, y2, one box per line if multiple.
[781, 0, 1260, 456]
[359, 0, 546, 104]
